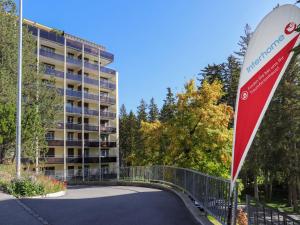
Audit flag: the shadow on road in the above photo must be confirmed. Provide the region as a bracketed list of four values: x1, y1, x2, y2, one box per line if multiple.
[18, 186, 198, 225]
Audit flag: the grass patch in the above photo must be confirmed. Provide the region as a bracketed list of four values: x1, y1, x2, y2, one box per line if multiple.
[207, 214, 222, 225]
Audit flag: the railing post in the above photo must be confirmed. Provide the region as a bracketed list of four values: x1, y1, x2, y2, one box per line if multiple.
[184, 169, 187, 191]
[246, 195, 250, 225]
[232, 184, 238, 225]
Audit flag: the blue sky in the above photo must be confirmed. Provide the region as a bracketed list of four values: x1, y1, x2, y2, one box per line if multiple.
[22, 0, 293, 112]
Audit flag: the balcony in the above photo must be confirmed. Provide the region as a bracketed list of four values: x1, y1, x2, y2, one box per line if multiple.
[27, 25, 114, 62]
[40, 49, 116, 76]
[57, 122, 116, 133]
[44, 68, 116, 90]
[46, 139, 117, 148]
[40, 49, 64, 61]
[22, 156, 117, 164]
[65, 106, 116, 119]
[59, 88, 116, 105]
[100, 126, 116, 133]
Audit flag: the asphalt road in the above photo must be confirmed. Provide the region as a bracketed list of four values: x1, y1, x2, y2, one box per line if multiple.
[20, 186, 198, 225]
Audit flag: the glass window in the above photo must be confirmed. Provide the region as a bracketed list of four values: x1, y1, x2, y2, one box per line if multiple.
[67, 100, 74, 108]
[68, 148, 74, 157]
[67, 68, 74, 74]
[67, 116, 74, 124]
[68, 52, 74, 58]
[67, 132, 74, 141]
[44, 167, 55, 176]
[46, 148, 55, 157]
[67, 84, 74, 90]
[41, 45, 55, 53]
[45, 131, 54, 140]
[43, 63, 55, 70]
[101, 149, 109, 157]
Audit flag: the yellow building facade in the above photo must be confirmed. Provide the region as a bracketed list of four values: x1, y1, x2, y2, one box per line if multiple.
[24, 19, 119, 181]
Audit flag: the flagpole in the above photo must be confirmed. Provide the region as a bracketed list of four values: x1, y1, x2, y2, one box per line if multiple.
[16, 0, 23, 179]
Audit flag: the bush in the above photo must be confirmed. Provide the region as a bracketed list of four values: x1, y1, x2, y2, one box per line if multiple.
[0, 164, 66, 197]
[5, 178, 45, 197]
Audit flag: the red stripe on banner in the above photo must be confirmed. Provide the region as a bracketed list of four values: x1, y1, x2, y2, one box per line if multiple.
[232, 34, 299, 180]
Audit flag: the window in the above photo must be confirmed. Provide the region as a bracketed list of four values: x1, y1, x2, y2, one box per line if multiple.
[77, 166, 82, 176]
[67, 84, 74, 90]
[68, 166, 74, 177]
[84, 103, 89, 109]
[43, 63, 55, 70]
[67, 100, 74, 108]
[100, 91, 108, 97]
[68, 148, 74, 157]
[45, 131, 54, 140]
[44, 167, 55, 176]
[84, 72, 89, 77]
[101, 120, 109, 127]
[84, 118, 89, 124]
[67, 116, 74, 124]
[84, 87, 89, 93]
[46, 148, 55, 157]
[67, 68, 74, 74]
[67, 132, 74, 141]
[101, 134, 108, 142]
[100, 106, 108, 112]
[78, 133, 82, 140]
[84, 148, 89, 157]
[101, 149, 109, 157]
[41, 45, 55, 53]
[84, 57, 89, 62]
[68, 52, 74, 58]
[84, 133, 89, 140]
[101, 165, 109, 175]
[78, 149, 82, 157]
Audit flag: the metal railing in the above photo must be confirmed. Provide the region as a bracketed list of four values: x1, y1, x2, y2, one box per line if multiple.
[42, 165, 236, 225]
[119, 166, 237, 225]
[246, 195, 300, 225]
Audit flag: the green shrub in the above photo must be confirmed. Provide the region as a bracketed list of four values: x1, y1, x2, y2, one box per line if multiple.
[6, 178, 45, 197]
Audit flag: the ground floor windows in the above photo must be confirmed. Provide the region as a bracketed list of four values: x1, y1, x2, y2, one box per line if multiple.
[45, 166, 55, 176]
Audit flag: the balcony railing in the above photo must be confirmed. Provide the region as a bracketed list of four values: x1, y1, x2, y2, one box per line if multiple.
[22, 156, 117, 164]
[40, 49, 116, 76]
[66, 106, 116, 118]
[27, 25, 114, 61]
[40, 49, 64, 61]
[57, 122, 116, 133]
[58, 88, 116, 104]
[44, 68, 116, 90]
[47, 139, 117, 147]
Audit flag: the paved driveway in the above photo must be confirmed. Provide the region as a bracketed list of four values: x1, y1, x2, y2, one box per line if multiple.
[20, 186, 198, 225]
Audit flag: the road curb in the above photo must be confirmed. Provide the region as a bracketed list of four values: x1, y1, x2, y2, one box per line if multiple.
[26, 190, 66, 199]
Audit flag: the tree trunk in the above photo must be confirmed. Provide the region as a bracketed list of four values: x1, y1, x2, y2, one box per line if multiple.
[254, 175, 259, 200]
[292, 178, 299, 212]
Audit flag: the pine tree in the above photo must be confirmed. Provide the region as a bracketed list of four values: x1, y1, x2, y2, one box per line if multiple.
[160, 87, 176, 123]
[224, 55, 241, 109]
[148, 97, 159, 122]
[199, 63, 226, 85]
[136, 99, 148, 126]
[119, 104, 128, 167]
[234, 24, 252, 59]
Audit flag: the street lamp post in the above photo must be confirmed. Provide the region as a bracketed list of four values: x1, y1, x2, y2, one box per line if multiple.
[16, 0, 23, 178]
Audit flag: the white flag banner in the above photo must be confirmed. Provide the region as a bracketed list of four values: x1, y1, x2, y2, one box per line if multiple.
[231, 4, 300, 191]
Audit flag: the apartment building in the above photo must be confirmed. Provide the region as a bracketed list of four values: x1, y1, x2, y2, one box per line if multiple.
[24, 19, 119, 181]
